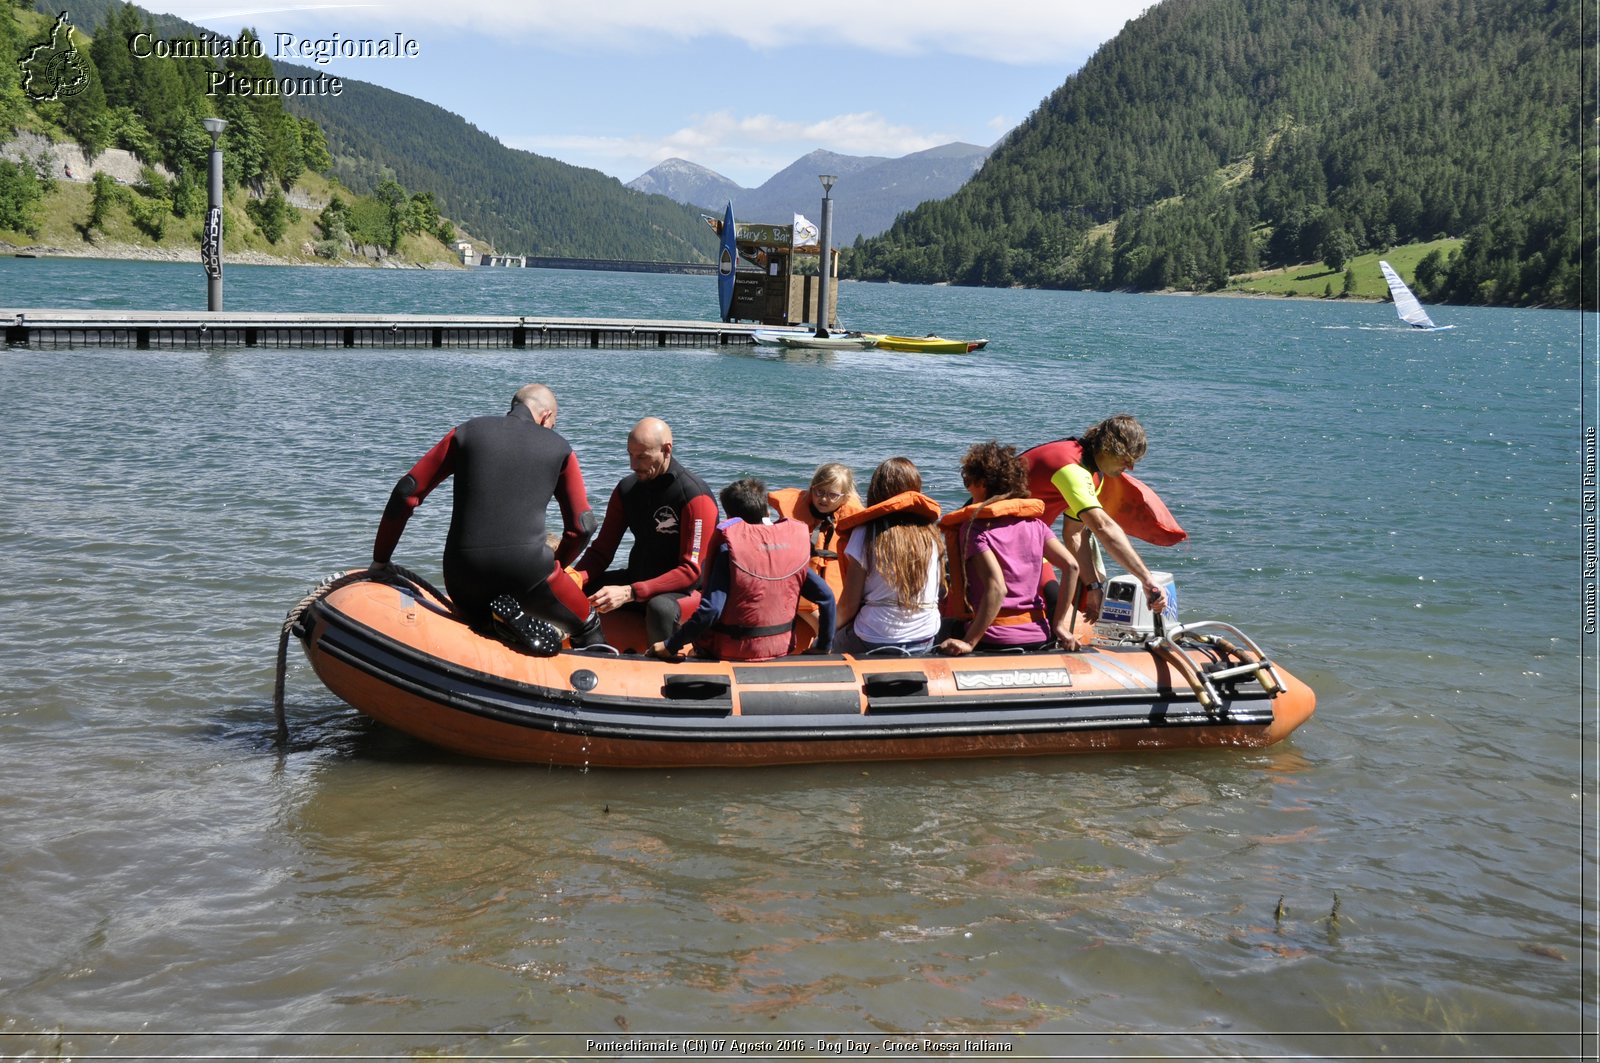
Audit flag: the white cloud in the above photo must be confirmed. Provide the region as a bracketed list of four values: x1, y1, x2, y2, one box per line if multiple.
[664, 110, 952, 157]
[162, 0, 1150, 64]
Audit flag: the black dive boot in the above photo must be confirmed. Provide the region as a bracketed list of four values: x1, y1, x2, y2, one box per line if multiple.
[489, 595, 563, 657]
[568, 610, 606, 650]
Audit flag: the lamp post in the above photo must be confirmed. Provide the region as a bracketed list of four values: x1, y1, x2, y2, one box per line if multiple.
[815, 173, 837, 336]
[201, 116, 227, 311]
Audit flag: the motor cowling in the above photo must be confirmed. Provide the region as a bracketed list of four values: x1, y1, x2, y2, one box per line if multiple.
[1093, 571, 1179, 642]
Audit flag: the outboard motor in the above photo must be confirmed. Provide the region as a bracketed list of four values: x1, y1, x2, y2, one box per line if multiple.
[1093, 571, 1179, 643]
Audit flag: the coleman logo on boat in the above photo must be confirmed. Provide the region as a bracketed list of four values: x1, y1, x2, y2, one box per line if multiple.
[954, 669, 1073, 690]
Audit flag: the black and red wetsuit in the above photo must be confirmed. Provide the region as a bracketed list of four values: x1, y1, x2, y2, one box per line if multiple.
[573, 457, 717, 640]
[372, 404, 596, 632]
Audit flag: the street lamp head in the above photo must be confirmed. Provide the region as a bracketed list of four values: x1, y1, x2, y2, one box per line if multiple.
[202, 116, 227, 140]
[819, 174, 837, 194]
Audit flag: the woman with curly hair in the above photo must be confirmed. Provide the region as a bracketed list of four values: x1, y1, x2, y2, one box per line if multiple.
[938, 440, 1080, 656]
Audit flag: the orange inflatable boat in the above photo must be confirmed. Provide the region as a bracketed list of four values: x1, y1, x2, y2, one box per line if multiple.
[288, 571, 1314, 769]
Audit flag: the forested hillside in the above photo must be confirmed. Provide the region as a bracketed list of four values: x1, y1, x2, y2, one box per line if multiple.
[10, 0, 717, 262]
[0, 2, 466, 260]
[849, 0, 1593, 309]
[283, 76, 717, 260]
[1, 4, 317, 207]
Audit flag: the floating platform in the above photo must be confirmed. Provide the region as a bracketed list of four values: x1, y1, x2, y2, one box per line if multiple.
[1, 309, 772, 350]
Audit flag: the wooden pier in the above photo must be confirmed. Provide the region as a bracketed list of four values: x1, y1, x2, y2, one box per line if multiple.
[1, 309, 772, 350]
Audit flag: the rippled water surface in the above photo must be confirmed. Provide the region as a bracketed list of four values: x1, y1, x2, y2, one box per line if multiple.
[0, 258, 1591, 1058]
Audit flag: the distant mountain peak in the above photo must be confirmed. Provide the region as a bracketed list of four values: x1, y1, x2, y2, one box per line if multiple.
[627, 159, 743, 210]
[636, 142, 993, 242]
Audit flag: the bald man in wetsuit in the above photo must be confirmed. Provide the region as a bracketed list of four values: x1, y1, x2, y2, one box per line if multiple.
[573, 417, 718, 644]
[371, 383, 604, 647]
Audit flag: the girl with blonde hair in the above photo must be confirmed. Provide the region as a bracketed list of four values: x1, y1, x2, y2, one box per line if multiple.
[768, 462, 863, 646]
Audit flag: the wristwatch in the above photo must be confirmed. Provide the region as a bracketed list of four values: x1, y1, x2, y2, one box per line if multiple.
[1083, 580, 1105, 591]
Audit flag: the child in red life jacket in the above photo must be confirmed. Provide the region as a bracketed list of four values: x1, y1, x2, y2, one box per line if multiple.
[648, 478, 836, 662]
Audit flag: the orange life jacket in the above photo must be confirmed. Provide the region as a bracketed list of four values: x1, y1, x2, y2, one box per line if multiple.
[1020, 437, 1187, 546]
[768, 487, 863, 608]
[701, 518, 812, 661]
[938, 497, 1049, 623]
[834, 491, 941, 534]
[833, 491, 945, 618]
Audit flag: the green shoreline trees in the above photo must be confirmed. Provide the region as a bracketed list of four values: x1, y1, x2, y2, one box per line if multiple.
[4, 0, 1591, 307]
[848, 0, 1592, 310]
[0, 3, 434, 257]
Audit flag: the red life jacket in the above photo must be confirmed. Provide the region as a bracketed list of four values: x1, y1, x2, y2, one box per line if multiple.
[768, 486, 863, 607]
[702, 519, 812, 661]
[1020, 437, 1187, 546]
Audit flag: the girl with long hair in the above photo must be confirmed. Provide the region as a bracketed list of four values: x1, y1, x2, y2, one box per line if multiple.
[834, 457, 944, 654]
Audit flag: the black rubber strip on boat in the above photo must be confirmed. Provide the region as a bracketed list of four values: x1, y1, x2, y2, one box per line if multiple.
[731, 663, 857, 685]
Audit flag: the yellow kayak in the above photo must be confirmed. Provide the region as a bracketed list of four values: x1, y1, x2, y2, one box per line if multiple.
[866, 334, 989, 354]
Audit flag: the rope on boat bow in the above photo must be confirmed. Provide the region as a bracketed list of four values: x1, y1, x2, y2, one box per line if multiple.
[271, 565, 448, 746]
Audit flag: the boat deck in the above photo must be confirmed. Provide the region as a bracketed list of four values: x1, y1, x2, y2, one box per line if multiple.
[1, 309, 774, 350]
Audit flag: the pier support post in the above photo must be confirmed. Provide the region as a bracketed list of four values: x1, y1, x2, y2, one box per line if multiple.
[815, 174, 837, 336]
[201, 117, 228, 312]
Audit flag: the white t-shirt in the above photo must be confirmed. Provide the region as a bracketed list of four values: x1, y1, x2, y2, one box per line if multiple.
[844, 529, 941, 644]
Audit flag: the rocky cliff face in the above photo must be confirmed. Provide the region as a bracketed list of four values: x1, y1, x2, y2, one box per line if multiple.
[1, 130, 172, 185]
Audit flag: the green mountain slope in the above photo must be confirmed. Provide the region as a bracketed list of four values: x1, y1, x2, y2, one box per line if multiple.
[24, 0, 717, 262]
[281, 73, 717, 260]
[850, 0, 1592, 309]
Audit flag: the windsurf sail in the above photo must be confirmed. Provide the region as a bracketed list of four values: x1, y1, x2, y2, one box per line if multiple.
[1379, 260, 1438, 329]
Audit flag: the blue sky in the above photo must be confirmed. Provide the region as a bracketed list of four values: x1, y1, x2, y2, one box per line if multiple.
[150, 1, 1153, 188]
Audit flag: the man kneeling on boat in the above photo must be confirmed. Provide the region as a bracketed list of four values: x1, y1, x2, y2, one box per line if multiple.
[370, 383, 605, 649]
[648, 478, 835, 662]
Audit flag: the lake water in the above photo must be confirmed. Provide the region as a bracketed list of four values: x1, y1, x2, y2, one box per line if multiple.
[0, 257, 1592, 1059]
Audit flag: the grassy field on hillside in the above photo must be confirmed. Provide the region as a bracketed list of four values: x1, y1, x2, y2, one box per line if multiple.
[1225, 239, 1461, 300]
[0, 169, 462, 267]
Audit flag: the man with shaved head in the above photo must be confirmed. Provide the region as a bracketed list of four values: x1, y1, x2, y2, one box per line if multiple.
[574, 417, 718, 644]
[371, 383, 603, 647]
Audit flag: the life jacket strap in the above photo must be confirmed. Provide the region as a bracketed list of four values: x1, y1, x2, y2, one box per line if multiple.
[990, 605, 1047, 627]
[710, 619, 793, 639]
